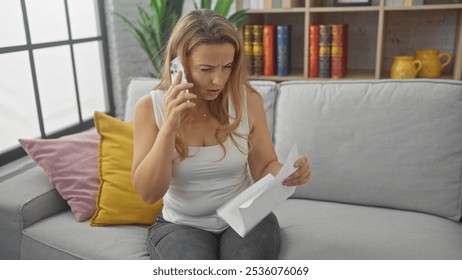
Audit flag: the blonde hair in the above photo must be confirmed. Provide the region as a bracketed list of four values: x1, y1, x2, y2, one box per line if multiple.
[157, 9, 252, 162]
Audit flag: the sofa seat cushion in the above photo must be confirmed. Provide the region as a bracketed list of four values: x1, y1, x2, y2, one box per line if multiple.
[21, 211, 149, 259]
[274, 199, 462, 260]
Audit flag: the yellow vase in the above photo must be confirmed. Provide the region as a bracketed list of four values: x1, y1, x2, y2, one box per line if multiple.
[390, 56, 422, 79]
[415, 49, 452, 78]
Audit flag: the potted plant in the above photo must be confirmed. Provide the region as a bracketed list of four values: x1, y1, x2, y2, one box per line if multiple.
[114, 0, 247, 77]
[113, 0, 184, 77]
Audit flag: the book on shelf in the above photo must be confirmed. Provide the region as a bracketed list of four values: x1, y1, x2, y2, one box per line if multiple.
[263, 25, 276, 76]
[386, 0, 404, 5]
[308, 24, 319, 78]
[252, 25, 264, 76]
[246, 0, 264, 9]
[262, 0, 283, 9]
[277, 25, 290, 76]
[272, 0, 282, 8]
[404, 0, 424, 6]
[281, 0, 303, 8]
[244, 25, 253, 75]
[331, 24, 348, 79]
[318, 24, 331, 78]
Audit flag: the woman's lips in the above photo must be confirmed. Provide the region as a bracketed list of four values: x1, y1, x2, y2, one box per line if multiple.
[208, 89, 221, 95]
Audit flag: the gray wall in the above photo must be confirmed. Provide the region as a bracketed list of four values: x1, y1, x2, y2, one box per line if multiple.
[105, 0, 153, 119]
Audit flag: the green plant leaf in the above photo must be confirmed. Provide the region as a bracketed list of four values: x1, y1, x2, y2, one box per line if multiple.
[213, 0, 232, 17]
[168, 0, 184, 20]
[228, 9, 248, 27]
[135, 5, 150, 29]
[113, 12, 151, 57]
[135, 7, 159, 60]
[201, 0, 212, 9]
[114, 1, 185, 76]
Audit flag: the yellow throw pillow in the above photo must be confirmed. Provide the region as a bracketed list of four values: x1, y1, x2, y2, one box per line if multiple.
[91, 111, 162, 226]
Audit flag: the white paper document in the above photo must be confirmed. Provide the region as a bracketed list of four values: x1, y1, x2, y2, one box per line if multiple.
[217, 144, 300, 237]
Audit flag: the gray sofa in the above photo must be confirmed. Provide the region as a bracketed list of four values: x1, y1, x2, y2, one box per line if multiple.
[1, 78, 462, 259]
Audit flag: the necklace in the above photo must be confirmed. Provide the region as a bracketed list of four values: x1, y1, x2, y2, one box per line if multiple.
[194, 106, 208, 118]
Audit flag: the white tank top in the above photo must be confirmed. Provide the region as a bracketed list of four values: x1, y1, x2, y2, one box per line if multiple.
[150, 89, 252, 232]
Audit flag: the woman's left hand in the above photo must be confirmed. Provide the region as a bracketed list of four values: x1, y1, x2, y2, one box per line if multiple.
[282, 155, 311, 186]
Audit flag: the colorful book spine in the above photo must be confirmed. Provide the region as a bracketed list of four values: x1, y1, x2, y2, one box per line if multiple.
[272, 0, 282, 8]
[308, 24, 319, 78]
[263, 25, 276, 76]
[252, 25, 264, 76]
[282, 0, 302, 8]
[244, 25, 254, 75]
[318, 24, 331, 78]
[277, 25, 290, 76]
[331, 24, 348, 79]
[241, 0, 251, 9]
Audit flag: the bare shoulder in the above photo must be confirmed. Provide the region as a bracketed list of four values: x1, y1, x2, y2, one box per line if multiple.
[133, 94, 155, 119]
[245, 86, 264, 111]
[135, 94, 154, 112]
[245, 86, 266, 130]
[133, 94, 156, 127]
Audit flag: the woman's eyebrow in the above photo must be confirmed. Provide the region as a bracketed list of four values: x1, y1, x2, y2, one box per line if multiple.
[198, 61, 234, 67]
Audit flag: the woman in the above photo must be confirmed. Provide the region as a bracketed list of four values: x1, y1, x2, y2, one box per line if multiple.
[131, 9, 311, 260]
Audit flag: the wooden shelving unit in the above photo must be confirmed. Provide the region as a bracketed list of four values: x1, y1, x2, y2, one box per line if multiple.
[237, 0, 462, 81]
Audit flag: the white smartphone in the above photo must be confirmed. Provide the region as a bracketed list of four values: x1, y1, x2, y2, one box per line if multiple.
[170, 57, 188, 83]
[170, 57, 188, 95]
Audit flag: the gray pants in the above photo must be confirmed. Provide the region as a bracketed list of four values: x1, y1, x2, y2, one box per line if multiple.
[147, 213, 280, 260]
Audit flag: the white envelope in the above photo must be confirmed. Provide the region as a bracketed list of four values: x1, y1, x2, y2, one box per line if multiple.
[217, 144, 299, 237]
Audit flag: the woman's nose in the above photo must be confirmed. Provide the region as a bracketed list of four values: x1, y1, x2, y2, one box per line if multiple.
[211, 71, 225, 86]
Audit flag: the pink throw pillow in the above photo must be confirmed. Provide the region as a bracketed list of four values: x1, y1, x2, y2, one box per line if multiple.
[19, 130, 100, 222]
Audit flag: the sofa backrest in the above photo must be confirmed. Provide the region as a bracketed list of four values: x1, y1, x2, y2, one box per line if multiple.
[274, 79, 462, 222]
[124, 78, 278, 137]
[248, 80, 278, 138]
[124, 77, 160, 122]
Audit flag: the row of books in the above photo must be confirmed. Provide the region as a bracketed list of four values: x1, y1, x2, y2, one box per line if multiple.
[241, 0, 304, 9]
[309, 24, 348, 79]
[386, 0, 423, 6]
[244, 24, 290, 76]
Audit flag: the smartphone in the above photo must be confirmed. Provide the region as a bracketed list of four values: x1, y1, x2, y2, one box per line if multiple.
[170, 57, 188, 82]
[170, 57, 188, 95]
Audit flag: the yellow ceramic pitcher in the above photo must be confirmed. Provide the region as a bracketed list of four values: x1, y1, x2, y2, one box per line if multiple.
[390, 56, 422, 79]
[415, 49, 452, 78]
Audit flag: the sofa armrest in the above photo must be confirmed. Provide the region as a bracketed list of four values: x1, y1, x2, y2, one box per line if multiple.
[0, 166, 68, 259]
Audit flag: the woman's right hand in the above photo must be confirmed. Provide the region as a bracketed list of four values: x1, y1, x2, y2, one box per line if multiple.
[162, 71, 196, 132]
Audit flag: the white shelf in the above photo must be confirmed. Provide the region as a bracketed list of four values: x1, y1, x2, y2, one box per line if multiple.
[238, 0, 462, 80]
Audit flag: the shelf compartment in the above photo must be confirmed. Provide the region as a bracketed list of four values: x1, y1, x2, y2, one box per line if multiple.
[381, 9, 459, 79]
[237, 1, 462, 81]
[242, 12, 306, 77]
[308, 11, 380, 78]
